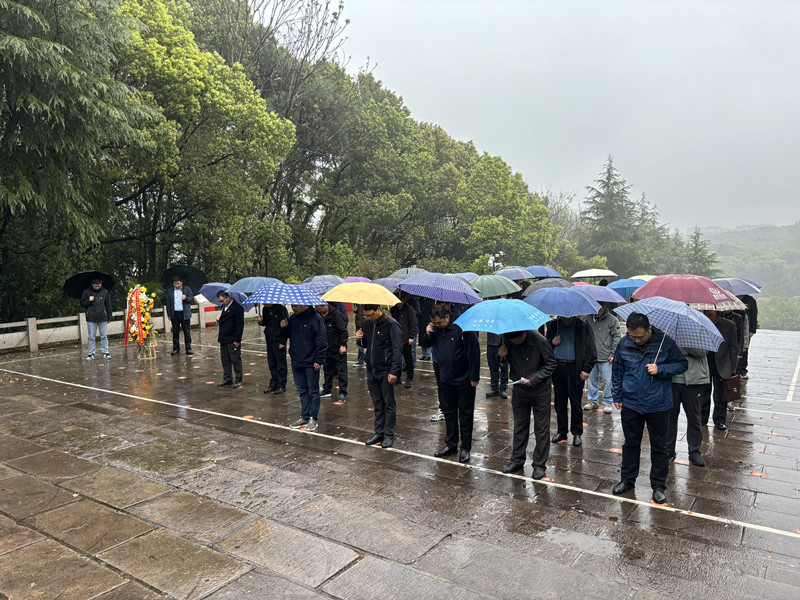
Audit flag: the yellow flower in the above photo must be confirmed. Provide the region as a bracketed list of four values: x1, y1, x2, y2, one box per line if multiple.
[151, 293, 156, 298]
[141, 287, 147, 293]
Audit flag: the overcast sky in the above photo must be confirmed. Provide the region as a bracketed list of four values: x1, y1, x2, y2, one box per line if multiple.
[339, 0, 800, 230]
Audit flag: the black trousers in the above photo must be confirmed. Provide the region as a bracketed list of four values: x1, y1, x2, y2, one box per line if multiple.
[620, 407, 670, 490]
[440, 382, 476, 450]
[401, 343, 414, 381]
[552, 361, 583, 436]
[737, 350, 748, 375]
[487, 345, 508, 392]
[171, 315, 192, 351]
[510, 392, 551, 467]
[323, 352, 348, 395]
[700, 375, 727, 426]
[265, 338, 287, 388]
[220, 343, 242, 383]
[367, 372, 396, 437]
[668, 383, 703, 456]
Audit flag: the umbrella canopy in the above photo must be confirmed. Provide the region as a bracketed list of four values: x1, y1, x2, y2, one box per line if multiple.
[632, 274, 746, 311]
[344, 276, 371, 283]
[245, 282, 326, 306]
[454, 299, 552, 334]
[740, 278, 761, 291]
[608, 278, 646, 298]
[525, 265, 561, 278]
[454, 272, 479, 281]
[493, 266, 533, 281]
[322, 282, 400, 306]
[631, 275, 656, 282]
[63, 271, 114, 299]
[301, 280, 339, 295]
[615, 297, 723, 352]
[523, 287, 601, 317]
[303, 274, 345, 286]
[198, 283, 247, 306]
[469, 274, 522, 299]
[574, 284, 626, 304]
[372, 277, 402, 292]
[572, 281, 590, 286]
[397, 272, 482, 305]
[161, 265, 207, 292]
[228, 276, 281, 294]
[521, 277, 573, 297]
[571, 268, 617, 279]
[389, 267, 428, 279]
[713, 277, 761, 296]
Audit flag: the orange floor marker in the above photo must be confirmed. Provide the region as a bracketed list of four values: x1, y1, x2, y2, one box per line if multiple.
[205, 381, 214, 384]
[243, 415, 254, 419]
[610, 448, 622, 453]
[177, 376, 187, 380]
[674, 459, 690, 465]
[750, 471, 767, 478]
[651, 499, 668, 506]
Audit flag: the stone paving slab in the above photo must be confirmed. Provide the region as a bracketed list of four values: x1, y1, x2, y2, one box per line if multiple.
[0, 539, 124, 600]
[0, 464, 17, 480]
[216, 519, 359, 587]
[94, 581, 167, 600]
[6, 448, 103, 481]
[207, 570, 327, 599]
[62, 467, 171, 508]
[0, 514, 43, 555]
[98, 529, 250, 600]
[0, 433, 48, 461]
[0, 474, 79, 519]
[26, 499, 155, 555]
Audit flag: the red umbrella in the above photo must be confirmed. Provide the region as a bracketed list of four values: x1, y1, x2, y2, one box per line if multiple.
[632, 274, 746, 311]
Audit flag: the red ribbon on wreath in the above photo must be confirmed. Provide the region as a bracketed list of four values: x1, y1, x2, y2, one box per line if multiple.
[124, 285, 145, 346]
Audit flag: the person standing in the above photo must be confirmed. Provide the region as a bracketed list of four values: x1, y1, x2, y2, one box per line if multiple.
[317, 303, 348, 403]
[701, 310, 738, 431]
[485, 332, 508, 399]
[166, 276, 194, 355]
[216, 291, 244, 389]
[281, 305, 327, 431]
[81, 278, 113, 360]
[352, 304, 367, 366]
[390, 292, 418, 388]
[258, 303, 288, 394]
[421, 304, 480, 463]
[668, 347, 708, 467]
[498, 329, 557, 479]
[417, 296, 435, 361]
[583, 303, 620, 414]
[737, 294, 758, 378]
[546, 316, 596, 447]
[356, 304, 402, 448]
[611, 313, 687, 505]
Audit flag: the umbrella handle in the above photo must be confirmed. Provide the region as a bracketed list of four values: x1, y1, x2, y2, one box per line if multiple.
[651, 313, 676, 366]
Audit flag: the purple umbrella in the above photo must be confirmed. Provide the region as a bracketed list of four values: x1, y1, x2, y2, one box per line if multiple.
[398, 272, 482, 305]
[345, 276, 371, 283]
[372, 277, 402, 292]
[572, 284, 626, 304]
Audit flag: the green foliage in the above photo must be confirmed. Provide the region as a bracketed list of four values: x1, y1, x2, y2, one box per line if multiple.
[757, 297, 800, 331]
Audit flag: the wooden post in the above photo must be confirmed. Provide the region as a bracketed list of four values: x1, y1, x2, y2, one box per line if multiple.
[197, 302, 206, 342]
[78, 313, 88, 346]
[26, 317, 39, 353]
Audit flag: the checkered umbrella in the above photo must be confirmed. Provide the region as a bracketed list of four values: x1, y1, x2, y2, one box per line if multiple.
[615, 296, 723, 352]
[244, 282, 326, 306]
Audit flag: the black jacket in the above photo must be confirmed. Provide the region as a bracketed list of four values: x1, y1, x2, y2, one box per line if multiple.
[165, 285, 194, 319]
[501, 330, 557, 398]
[545, 318, 597, 375]
[390, 302, 418, 345]
[709, 316, 738, 379]
[217, 300, 244, 344]
[260, 304, 288, 343]
[421, 321, 480, 386]
[723, 311, 745, 357]
[80, 287, 113, 323]
[357, 313, 402, 376]
[322, 309, 348, 356]
[740, 295, 758, 333]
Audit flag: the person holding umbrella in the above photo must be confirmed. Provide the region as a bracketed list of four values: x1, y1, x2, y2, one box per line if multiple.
[166, 276, 194, 355]
[317, 302, 349, 403]
[390, 291, 418, 388]
[216, 291, 245, 389]
[81, 278, 113, 360]
[258, 303, 289, 394]
[701, 310, 739, 431]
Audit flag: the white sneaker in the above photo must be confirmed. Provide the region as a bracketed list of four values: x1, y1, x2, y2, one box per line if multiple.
[430, 410, 445, 422]
[289, 418, 308, 429]
[85, 355, 95, 361]
[583, 402, 595, 411]
[306, 418, 318, 431]
[103, 354, 111, 360]
[603, 405, 613, 414]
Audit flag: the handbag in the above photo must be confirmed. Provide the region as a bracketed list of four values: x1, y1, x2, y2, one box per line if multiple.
[722, 375, 741, 403]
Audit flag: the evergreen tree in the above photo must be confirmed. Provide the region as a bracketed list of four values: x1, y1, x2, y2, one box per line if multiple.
[686, 228, 719, 277]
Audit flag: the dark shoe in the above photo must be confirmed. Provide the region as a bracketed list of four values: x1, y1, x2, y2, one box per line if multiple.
[233, 381, 242, 389]
[265, 384, 276, 394]
[338, 393, 346, 403]
[381, 437, 394, 448]
[320, 390, 332, 398]
[612, 481, 635, 495]
[186, 350, 193, 356]
[365, 434, 384, 446]
[668, 452, 677, 462]
[218, 380, 233, 387]
[499, 390, 508, 399]
[572, 435, 582, 447]
[502, 462, 524, 474]
[171, 350, 179, 355]
[458, 449, 471, 463]
[273, 387, 286, 395]
[485, 390, 500, 398]
[289, 417, 308, 429]
[434, 446, 457, 458]
[551, 433, 567, 443]
[652, 488, 668, 505]
[689, 452, 706, 467]
[715, 422, 727, 431]
[404, 379, 413, 389]
[531, 466, 546, 480]
[727, 403, 736, 411]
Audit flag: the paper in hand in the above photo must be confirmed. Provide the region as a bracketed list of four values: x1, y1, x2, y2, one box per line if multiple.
[509, 378, 529, 386]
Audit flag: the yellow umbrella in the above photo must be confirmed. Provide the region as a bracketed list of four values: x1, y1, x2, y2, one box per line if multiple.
[322, 282, 401, 306]
[631, 275, 656, 282]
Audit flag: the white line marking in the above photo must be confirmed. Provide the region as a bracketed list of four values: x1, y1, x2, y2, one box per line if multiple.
[2, 366, 799, 541]
[733, 406, 800, 418]
[786, 351, 800, 404]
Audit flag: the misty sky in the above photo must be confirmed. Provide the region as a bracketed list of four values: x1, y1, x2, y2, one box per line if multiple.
[339, 0, 800, 230]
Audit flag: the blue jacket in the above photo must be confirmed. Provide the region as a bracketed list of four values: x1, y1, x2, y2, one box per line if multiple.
[284, 309, 327, 368]
[421, 321, 480, 386]
[611, 327, 687, 414]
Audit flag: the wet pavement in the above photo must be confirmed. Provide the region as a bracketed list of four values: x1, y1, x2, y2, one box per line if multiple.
[1, 323, 800, 599]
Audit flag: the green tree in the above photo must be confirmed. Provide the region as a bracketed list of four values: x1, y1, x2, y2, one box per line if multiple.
[685, 228, 719, 277]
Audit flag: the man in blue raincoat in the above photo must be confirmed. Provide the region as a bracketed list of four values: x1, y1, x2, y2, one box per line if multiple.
[610, 312, 687, 505]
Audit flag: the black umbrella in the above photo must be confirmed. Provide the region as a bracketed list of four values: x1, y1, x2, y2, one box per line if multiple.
[63, 271, 115, 299]
[161, 265, 207, 293]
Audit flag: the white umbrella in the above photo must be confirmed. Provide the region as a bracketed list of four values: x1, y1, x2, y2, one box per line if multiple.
[571, 268, 618, 279]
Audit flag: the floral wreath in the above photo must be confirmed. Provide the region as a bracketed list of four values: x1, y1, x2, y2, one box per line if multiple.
[125, 285, 156, 345]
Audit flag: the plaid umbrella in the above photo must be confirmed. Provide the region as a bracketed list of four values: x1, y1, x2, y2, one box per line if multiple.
[615, 296, 723, 352]
[397, 272, 482, 305]
[454, 299, 551, 334]
[245, 282, 326, 306]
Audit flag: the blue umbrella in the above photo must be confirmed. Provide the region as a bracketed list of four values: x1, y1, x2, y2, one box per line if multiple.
[608, 278, 646, 298]
[525, 265, 561, 278]
[574, 284, 626, 304]
[523, 287, 600, 317]
[455, 272, 479, 281]
[454, 299, 552, 334]
[389, 267, 428, 279]
[398, 272, 482, 305]
[244, 282, 326, 306]
[493, 266, 533, 281]
[713, 278, 761, 296]
[229, 276, 281, 294]
[372, 277, 402, 292]
[615, 297, 723, 352]
[198, 282, 247, 306]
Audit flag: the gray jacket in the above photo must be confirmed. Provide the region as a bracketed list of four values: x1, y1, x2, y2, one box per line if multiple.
[583, 310, 621, 361]
[672, 347, 710, 386]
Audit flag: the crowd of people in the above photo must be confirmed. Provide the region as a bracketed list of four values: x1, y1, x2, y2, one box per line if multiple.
[79, 276, 759, 506]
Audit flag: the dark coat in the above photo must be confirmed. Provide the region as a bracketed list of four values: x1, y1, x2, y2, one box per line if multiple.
[501, 330, 557, 398]
[421, 320, 480, 386]
[723, 311, 745, 357]
[165, 285, 194, 319]
[283, 308, 327, 368]
[417, 297, 435, 326]
[740, 295, 758, 333]
[217, 300, 244, 344]
[357, 313, 402, 377]
[709, 316, 739, 379]
[80, 287, 113, 323]
[390, 302, 418, 345]
[322, 309, 348, 356]
[545, 318, 597, 375]
[260, 304, 288, 344]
